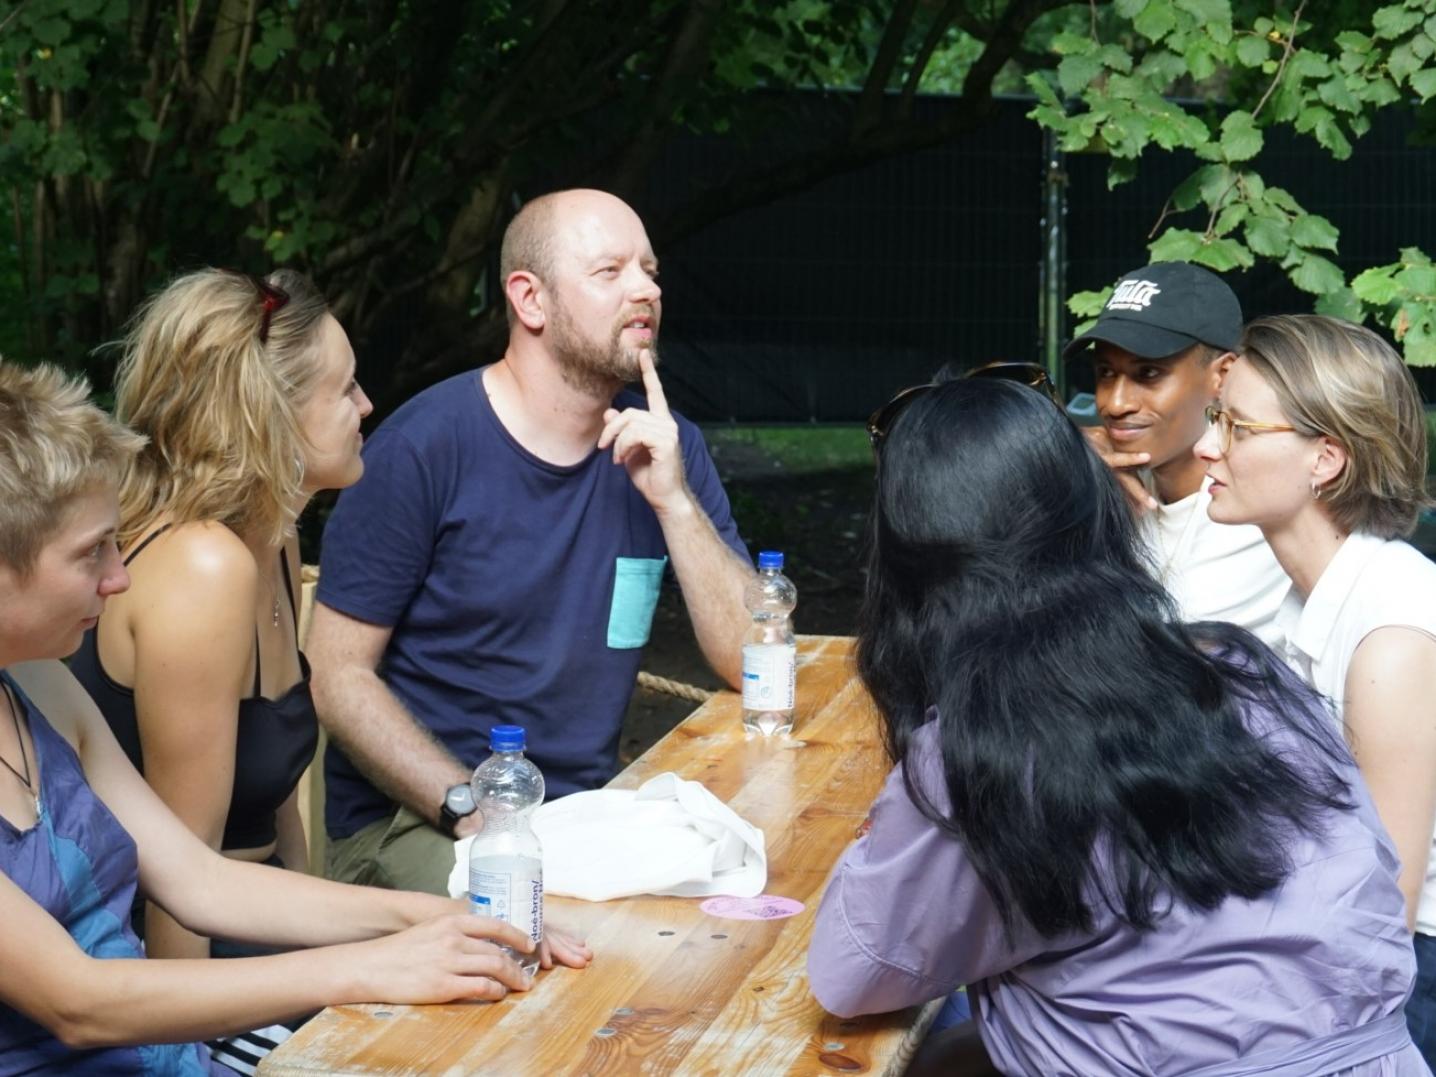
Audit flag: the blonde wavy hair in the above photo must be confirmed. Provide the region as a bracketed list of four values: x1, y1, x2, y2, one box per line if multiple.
[0, 363, 146, 577]
[114, 268, 330, 548]
[1240, 314, 1430, 539]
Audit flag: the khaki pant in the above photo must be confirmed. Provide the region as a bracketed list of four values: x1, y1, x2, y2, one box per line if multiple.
[324, 806, 455, 896]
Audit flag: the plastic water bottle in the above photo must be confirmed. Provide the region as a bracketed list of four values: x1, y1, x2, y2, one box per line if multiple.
[741, 550, 797, 736]
[467, 725, 544, 975]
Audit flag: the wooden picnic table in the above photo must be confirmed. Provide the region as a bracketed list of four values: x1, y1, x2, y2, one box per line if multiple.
[260, 635, 939, 1076]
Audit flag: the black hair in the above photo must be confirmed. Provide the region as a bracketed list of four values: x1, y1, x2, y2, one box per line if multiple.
[857, 378, 1353, 938]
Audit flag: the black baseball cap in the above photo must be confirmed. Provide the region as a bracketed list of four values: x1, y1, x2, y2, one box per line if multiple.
[1062, 262, 1242, 361]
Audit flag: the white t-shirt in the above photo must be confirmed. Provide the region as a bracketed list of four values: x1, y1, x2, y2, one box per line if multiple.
[1139, 478, 1290, 648]
[1275, 530, 1436, 936]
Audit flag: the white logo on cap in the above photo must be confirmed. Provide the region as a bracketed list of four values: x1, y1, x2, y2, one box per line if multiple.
[1107, 279, 1162, 312]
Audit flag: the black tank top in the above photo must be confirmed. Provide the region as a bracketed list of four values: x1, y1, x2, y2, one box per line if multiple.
[69, 526, 319, 851]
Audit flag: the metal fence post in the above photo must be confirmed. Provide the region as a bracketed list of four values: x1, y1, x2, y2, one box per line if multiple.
[1038, 126, 1068, 399]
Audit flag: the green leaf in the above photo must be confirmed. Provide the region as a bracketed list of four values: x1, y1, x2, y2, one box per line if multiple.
[1397, 264, 1436, 296]
[1314, 287, 1364, 322]
[1184, 39, 1217, 80]
[1171, 168, 1211, 211]
[1401, 328, 1436, 366]
[1235, 35, 1269, 67]
[1318, 76, 1359, 113]
[1388, 41, 1422, 82]
[1214, 202, 1248, 235]
[1361, 77, 1402, 107]
[1288, 50, 1331, 81]
[1135, 49, 1187, 83]
[1412, 69, 1436, 101]
[1335, 31, 1373, 52]
[1290, 253, 1345, 295]
[1115, 0, 1146, 15]
[1193, 236, 1253, 272]
[1058, 54, 1103, 95]
[1219, 110, 1263, 161]
[30, 15, 70, 45]
[1244, 214, 1291, 257]
[1352, 265, 1402, 305]
[1068, 287, 1113, 318]
[1176, 0, 1232, 37]
[1097, 44, 1134, 74]
[1134, 2, 1178, 42]
[136, 118, 160, 142]
[1373, 4, 1422, 39]
[1026, 72, 1062, 107]
[1313, 115, 1352, 159]
[1195, 163, 1237, 207]
[1052, 31, 1097, 56]
[1291, 213, 1339, 252]
[1107, 157, 1139, 188]
[1148, 227, 1206, 262]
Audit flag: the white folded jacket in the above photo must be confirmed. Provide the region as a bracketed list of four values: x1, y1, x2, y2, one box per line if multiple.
[448, 772, 766, 902]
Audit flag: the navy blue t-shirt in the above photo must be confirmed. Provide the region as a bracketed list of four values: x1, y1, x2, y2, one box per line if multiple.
[318, 368, 747, 840]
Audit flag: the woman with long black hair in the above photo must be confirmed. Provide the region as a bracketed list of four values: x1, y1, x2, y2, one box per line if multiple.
[808, 377, 1424, 1074]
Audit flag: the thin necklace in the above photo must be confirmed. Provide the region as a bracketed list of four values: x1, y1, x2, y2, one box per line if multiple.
[1157, 492, 1204, 586]
[0, 681, 38, 812]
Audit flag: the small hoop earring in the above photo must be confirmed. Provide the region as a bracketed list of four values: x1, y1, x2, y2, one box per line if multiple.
[1310, 481, 1323, 501]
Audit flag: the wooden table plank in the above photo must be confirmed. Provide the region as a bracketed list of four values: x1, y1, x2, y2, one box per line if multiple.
[261, 637, 938, 1076]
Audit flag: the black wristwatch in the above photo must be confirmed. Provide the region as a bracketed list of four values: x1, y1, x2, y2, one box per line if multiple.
[438, 782, 477, 837]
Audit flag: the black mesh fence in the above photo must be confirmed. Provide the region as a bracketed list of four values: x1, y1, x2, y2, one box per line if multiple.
[644, 94, 1436, 422]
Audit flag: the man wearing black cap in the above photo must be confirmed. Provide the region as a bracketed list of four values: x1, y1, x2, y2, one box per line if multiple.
[1064, 262, 1288, 645]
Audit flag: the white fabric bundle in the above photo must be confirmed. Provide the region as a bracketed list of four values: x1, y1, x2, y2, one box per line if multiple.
[448, 772, 766, 902]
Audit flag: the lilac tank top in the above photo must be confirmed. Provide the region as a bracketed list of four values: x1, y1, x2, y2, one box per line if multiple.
[0, 671, 221, 1074]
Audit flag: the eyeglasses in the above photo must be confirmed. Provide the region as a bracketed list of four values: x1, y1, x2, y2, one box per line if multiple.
[1203, 404, 1296, 454]
[865, 361, 1059, 450]
[251, 275, 290, 344]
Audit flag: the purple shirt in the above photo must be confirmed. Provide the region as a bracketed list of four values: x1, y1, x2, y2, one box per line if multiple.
[809, 712, 1427, 1075]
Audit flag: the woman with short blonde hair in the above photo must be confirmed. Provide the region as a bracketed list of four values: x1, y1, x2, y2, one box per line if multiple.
[0, 363, 589, 1074]
[1197, 312, 1436, 1065]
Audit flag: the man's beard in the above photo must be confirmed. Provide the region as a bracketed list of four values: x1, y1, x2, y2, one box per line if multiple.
[549, 302, 660, 397]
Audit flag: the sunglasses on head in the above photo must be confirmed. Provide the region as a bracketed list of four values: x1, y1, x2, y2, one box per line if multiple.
[865, 361, 1058, 451]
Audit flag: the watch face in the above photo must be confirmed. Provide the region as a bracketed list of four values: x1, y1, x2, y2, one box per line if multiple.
[446, 784, 476, 815]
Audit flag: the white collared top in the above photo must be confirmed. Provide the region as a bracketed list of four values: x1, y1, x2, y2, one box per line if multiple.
[1140, 477, 1290, 648]
[1276, 529, 1436, 935]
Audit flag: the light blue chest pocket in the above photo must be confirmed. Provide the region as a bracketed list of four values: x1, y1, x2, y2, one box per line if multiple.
[607, 556, 668, 649]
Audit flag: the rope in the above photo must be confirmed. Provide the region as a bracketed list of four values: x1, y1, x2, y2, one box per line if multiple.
[636, 671, 714, 704]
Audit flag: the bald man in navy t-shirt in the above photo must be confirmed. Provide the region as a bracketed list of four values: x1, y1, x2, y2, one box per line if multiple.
[308, 190, 754, 896]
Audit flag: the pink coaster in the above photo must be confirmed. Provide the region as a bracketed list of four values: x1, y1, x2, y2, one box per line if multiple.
[699, 894, 804, 921]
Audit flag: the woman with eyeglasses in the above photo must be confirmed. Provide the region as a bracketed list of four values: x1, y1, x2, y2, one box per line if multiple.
[1194, 313, 1436, 1064]
[809, 376, 1423, 1074]
[0, 363, 588, 1074]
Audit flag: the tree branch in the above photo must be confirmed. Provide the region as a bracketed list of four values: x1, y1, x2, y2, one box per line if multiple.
[855, 0, 921, 135]
[228, 0, 258, 124]
[606, 0, 725, 197]
[1251, 0, 1307, 122]
[900, 0, 964, 108]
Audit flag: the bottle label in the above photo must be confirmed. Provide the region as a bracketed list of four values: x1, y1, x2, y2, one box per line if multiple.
[469, 857, 544, 948]
[741, 642, 796, 711]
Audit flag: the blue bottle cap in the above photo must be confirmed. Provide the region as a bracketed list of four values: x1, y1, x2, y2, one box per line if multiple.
[489, 725, 526, 752]
[757, 550, 784, 570]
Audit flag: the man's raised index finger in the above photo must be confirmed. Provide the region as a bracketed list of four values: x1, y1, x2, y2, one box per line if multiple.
[638, 349, 669, 416]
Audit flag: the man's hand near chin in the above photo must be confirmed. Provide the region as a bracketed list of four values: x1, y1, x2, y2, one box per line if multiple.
[1083, 425, 1157, 513]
